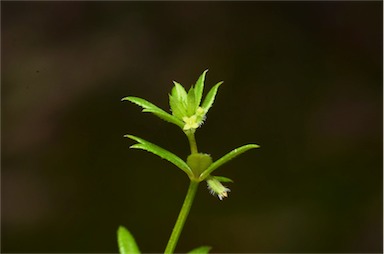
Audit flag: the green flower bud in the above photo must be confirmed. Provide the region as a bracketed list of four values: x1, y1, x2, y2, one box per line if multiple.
[206, 177, 231, 200]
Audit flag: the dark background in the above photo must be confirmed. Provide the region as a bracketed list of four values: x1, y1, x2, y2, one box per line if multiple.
[1, 1, 382, 253]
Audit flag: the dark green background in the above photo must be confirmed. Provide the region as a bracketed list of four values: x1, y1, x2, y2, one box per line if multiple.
[2, 1, 382, 253]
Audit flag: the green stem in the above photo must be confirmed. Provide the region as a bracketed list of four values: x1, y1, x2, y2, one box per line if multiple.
[186, 131, 198, 154]
[164, 180, 199, 254]
[164, 130, 199, 253]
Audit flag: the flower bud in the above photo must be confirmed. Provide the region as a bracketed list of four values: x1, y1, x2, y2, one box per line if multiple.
[206, 177, 231, 200]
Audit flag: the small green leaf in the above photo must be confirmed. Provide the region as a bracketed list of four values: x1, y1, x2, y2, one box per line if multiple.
[122, 96, 184, 128]
[194, 69, 208, 108]
[125, 135, 193, 177]
[187, 86, 197, 115]
[145, 109, 184, 129]
[201, 81, 223, 114]
[187, 153, 213, 178]
[117, 226, 140, 254]
[187, 245, 212, 254]
[213, 176, 234, 183]
[169, 94, 187, 120]
[200, 144, 260, 180]
[122, 96, 160, 111]
[172, 81, 188, 102]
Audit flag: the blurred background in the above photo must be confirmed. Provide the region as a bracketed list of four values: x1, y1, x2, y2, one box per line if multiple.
[1, 1, 382, 253]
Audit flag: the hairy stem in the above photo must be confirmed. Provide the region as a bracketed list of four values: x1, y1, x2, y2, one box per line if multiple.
[164, 180, 199, 254]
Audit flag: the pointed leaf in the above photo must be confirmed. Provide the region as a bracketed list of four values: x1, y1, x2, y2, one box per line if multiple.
[144, 108, 184, 129]
[201, 82, 223, 114]
[122, 96, 183, 128]
[213, 176, 234, 183]
[122, 96, 159, 111]
[125, 135, 193, 177]
[172, 81, 188, 102]
[169, 94, 187, 120]
[194, 69, 208, 107]
[200, 144, 260, 180]
[188, 246, 212, 254]
[117, 226, 140, 254]
[187, 86, 197, 115]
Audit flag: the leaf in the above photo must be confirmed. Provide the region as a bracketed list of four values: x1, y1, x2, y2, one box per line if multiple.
[145, 108, 184, 129]
[187, 153, 213, 177]
[122, 96, 184, 128]
[122, 96, 159, 111]
[169, 94, 187, 120]
[187, 246, 212, 254]
[187, 86, 197, 115]
[201, 81, 223, 114]
[125, 135, 193, 177]
[172, 81, 188, 102]
[194, 69, 208, 108]
[212, 176, 234, 183]
[199, 144, 260, 180]
[117, 226, 140, 254]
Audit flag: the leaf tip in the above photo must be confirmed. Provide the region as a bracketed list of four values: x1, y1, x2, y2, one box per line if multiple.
[124, 135, 139, 143]
[117, 225, 141, 254]
[117, 225, 126, 233]
[187, 245, 212, 254]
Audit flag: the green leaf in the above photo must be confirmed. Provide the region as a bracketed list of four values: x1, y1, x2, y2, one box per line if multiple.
[146, 109, 184, 129]
[125, 135, 193, 177]
[194, 69, 208, 108]
[122, 96, 184, 128]
[172, 81, 188, 102]
[200, 144, 260, 180]
[117, 226, 140, 254]
[122, 96, 159, 111]
[169, 94, 187, 120]
[212, 176, 234, 183]
[201, 81, 223, 114]
[187, 153, 213, 177]
[187, 246, 212, 254]
[187, 86, 197, 115]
